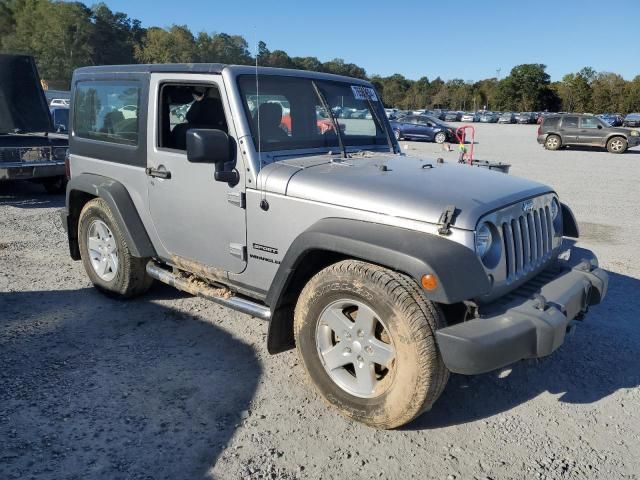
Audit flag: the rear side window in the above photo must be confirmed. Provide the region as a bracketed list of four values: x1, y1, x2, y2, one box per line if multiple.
[543, 117, 560, 128]
[74, 81, 140, 146]
[562, 116, 579, 128]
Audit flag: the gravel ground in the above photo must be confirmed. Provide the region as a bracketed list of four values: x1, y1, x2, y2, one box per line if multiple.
[1, 123, 639, 480]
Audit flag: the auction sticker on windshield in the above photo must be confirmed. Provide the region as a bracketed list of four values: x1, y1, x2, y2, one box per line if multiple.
[351, 85, 378, 102]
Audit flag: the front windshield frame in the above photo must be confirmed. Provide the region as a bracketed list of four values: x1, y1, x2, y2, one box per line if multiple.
[236, 74, 391, 154]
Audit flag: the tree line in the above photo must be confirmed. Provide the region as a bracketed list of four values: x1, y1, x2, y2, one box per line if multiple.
[2, 0, 639, 113]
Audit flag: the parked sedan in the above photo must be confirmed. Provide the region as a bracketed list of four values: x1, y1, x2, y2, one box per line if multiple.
[460, 112, 479, 122]
[516, 112, 536, 124]
[442, 111, 458, 122]
[623, 113, 640, 127]
[479, 112, 498, 123]
[390, 114, 455, 143]
[597, 113, 623, 127]
[498, 112, 516, 124]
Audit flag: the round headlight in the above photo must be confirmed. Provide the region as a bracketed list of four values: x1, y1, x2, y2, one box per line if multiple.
[475, 222, 493, 258]
[550, 198, 560, 221]
[631, 130, 639, 137]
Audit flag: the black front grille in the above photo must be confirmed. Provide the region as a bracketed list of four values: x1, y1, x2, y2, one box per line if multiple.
[502, 206, 553, 281]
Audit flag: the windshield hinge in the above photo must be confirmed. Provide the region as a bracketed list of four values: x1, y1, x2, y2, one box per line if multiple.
[437, 205, 458, 235]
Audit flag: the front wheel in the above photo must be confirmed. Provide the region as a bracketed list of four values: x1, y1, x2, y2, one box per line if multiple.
[294, 260, 449, 429]
[394, 129, 402, 141]
[434, 132, 447, 144]
[606, 136, 627, 154]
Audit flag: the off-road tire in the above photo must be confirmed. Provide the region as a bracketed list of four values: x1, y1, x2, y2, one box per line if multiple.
[78, 198, 153, 298]
[294, 260, 449, 429]
[42, 176, 67, 195]
[544, 134, 561, 150]
[606, 136, 627, 154]
[434, 132, 447, 144]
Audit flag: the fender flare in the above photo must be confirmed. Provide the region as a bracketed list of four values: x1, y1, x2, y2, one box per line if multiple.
[561, 203, 579, 238]
[265, 218, 491, 353]
[64, 173, 156, 259]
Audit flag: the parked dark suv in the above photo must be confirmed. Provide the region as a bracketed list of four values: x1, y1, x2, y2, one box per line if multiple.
[537, 114, 640, 154]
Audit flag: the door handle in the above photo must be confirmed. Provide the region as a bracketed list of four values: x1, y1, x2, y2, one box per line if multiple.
[146, 167, 171, 179]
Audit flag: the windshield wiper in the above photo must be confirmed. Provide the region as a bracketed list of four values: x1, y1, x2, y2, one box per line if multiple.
[311, 81, 347, 159]
[362, 90, 397, 154]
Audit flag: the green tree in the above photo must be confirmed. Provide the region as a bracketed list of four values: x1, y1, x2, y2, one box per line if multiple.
[591, 72, 626, 113]
[494, 64, 556, 111]
[623, 76, 640, 113]
[135, 25, 197, 64]
[291, 56, 322, 72]
[556, 67, 594, 112]
[90, 2, 142, 66]
[3, 0, 93, 86]
[370, 74, 411, 108]
[196, 32, 252, 64]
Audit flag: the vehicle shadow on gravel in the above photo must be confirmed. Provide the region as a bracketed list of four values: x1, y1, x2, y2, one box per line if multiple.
[406, 270, 640, 430]
[562, 146, 640, 154]
[0, 181, 64, 209]
[0, 287, 261, 479]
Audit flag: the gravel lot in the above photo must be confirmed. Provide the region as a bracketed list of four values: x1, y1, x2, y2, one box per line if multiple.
[1, 123, 639, 480]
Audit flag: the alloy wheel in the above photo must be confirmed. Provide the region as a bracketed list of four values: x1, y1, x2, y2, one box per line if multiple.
[87, 219, 118, 282]
[315, 299, 396, 398]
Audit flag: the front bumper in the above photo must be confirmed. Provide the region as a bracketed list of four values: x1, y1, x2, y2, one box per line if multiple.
[0, 160, 65, 181]
[435, 246, 608, 375]
[628, 135, 640, 147]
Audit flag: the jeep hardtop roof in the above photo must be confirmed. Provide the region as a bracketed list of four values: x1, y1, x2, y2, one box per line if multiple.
[73, 64, 372, 86]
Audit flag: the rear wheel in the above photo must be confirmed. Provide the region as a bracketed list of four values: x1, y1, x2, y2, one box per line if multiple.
[78, 198, 153, 298]
[606, 136, 627, 154]
[544, 134, 561, 150]
[294, 260, 449, 429]
[434, 132, 447, 144]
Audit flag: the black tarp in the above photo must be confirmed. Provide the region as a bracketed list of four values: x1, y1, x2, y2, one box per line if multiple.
[0, 54, 54, 134]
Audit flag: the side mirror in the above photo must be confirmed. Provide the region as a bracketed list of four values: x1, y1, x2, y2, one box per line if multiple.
[186, 129, 239, 185]
[187, 128, 230, 164]
[597, 124, 603, 129]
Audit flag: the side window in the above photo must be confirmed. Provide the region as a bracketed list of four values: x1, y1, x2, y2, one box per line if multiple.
[580, 117, 600, 129]
[543, 117, 559, 128]
[563, 116, 579, 128]
[158, 83, 228, 150]
[74, 81, 140, 145]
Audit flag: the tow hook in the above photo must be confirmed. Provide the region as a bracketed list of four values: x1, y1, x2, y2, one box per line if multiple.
[533, 294, 547, 311]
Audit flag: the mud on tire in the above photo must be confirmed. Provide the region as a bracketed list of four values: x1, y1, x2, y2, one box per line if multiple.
[293, 260, 449, 429]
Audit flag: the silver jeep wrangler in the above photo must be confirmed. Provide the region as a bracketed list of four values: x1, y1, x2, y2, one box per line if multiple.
[61, 64, 608, 429]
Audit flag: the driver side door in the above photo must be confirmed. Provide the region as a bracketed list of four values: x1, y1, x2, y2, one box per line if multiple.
[146, 73, 247, 274]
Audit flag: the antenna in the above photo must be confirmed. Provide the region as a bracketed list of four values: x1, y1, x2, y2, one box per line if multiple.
[254, 36, 270, 211]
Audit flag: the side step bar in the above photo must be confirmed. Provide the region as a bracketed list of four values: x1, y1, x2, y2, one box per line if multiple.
[146, 261, 271, 320]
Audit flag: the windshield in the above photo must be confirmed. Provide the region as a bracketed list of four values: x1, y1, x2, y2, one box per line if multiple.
[237, 75, 388, 153]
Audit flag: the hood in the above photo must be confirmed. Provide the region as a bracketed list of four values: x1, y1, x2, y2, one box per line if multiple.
[259, 153, 553, 230]
[258, 154, 553, 230]
[0, 55, 53, 134]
